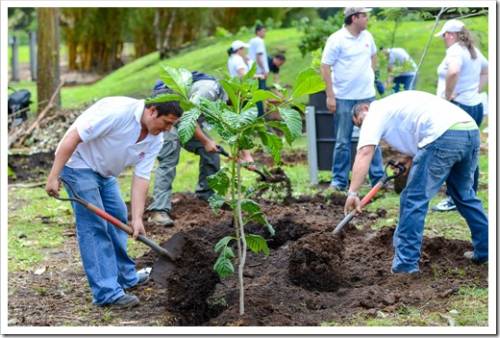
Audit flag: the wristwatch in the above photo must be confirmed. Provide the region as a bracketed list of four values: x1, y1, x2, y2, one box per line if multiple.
[347, 191, 359, 197]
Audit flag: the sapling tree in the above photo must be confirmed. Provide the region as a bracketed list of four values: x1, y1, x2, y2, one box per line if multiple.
[146, 64, 324, 315]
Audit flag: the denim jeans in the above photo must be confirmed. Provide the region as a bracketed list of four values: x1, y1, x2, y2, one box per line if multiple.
[256, 78, 267, 117]
[332, 97, 385, 189]
[147, 127, 220, 213]
[392, 129, 488, 273]
[392, 74, 416, 92]
[450, 101, 484, 192]
[61, 166, 139, 305]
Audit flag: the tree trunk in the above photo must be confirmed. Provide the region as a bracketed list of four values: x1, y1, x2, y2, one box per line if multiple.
[154, 9, 162, 51]
[160, 9, 176, 58]
[36, 8, 61, 114]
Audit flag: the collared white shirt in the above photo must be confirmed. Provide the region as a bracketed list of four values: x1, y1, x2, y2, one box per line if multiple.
[62, 97, 163, 179]
[321, 26, 377, 99]
[357, 91, 475, 157]
[248, 36, 269, 74]
[436, 42, 488, 106]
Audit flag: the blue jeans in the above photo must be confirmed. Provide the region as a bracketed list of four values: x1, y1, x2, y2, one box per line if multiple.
[256, 78, 267, 117]
[392, 129, 488, 273]
[332, 97, 384, 188]
[392, 74, 416, 92]
[61, 166, 139, 305]
[450, 101, 484, 192]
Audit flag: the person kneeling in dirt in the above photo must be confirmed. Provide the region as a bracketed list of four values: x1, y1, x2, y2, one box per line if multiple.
[45, 97, 183, 308]
[344, 90, 488, 274]
[147, 72, 228, 227]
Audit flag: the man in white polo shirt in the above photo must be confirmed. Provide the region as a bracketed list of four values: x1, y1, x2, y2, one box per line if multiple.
[320, 7, 384, 192]
[344, 90, 488, 274]
[248, 24, 269, 116]
[45, 97, 183, 308]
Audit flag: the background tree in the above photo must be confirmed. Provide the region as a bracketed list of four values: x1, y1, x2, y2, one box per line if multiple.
[36, 8, 60, 113]
[60, 8, 127, 73]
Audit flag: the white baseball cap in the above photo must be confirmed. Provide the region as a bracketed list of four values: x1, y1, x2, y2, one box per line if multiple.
[231, 40, 249, 51]
[344, 7, 372, 17]
[434, 19, 465, 37]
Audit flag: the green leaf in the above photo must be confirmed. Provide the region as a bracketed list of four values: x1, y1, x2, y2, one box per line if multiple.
[208, 193, 227, 212]
[245, 234, 270, 256]
[160, 65, 193, 99]
[240, 199, 261, 214]
[207, 169, 230, 196]
[213, 255, 234, 278]
[145, 93, 182, 105]
[291, 68, 325, 99]
[242, 62, 257, 81]
[293, 102, 306, 113]
[221, 109, 241, 129]
[177, 108, 201, 144]
[279, 107, 303, 140]
[239, 108, 259, 127]
[220, 78, 240, 109]
[240, 199, 275, 236]
[238, 132, 255, 150]
[267, 121, 294, 145]
[258, 131, 283, 163]
[245, 90, 281, 109]
[222, 246, 235, 259]
[214, 236, 234, 253]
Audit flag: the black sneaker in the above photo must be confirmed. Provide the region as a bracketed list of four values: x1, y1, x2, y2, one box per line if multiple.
[106, 294, 139, 309]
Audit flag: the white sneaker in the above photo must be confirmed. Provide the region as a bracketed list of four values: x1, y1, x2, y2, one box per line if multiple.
[432, 197, 456, 212]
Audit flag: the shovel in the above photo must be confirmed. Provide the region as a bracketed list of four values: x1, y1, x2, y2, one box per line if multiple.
[332, 160, 406, 235]
[54, 177, 185, 287]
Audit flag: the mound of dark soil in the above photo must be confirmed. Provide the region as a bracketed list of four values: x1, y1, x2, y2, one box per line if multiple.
[8, 152, 54, 182]
[289, 231, 345, 291]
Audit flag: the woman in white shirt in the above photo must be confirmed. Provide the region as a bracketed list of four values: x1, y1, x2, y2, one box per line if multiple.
[226, 40, 255, 165]
[433, 19, 488, 212]
[227, 40, 250, 78]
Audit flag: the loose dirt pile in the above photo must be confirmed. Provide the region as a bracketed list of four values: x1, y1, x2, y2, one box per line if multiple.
[8, 193, 487, 326]
[8, 152, 54, 183]
[140, 194, 486, 326]
[289, 231, 345, 292]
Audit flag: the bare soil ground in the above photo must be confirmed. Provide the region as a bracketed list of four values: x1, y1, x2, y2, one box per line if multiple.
[8, 192, 487, 326]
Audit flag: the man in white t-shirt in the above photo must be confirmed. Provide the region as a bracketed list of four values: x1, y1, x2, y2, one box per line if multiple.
[248, 24, 269, 116]
[344, 90, 488, 274]
[320, 7, 384, 192]
[380, 47, 418, 92]
[45, 97, 183, 308]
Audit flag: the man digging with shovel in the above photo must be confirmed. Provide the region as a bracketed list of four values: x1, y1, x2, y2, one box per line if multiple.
[45, 96, 183, 308]
[344, 90, 488, 274]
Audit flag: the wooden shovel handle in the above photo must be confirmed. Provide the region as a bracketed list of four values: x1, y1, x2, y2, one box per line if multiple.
[85, 203, 174, 260]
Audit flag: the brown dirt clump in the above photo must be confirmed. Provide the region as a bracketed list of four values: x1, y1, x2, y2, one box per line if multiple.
[289, 231, 345, 292]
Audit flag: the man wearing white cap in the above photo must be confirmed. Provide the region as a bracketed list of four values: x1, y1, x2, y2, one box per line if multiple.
[320, 7, 384, 192]
[227, 40, 251, 78]
[432, 19, 489, 212]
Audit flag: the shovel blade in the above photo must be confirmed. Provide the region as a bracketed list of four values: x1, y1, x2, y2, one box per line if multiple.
[151, 256, 177, 287]
[150, 233, 187, 287]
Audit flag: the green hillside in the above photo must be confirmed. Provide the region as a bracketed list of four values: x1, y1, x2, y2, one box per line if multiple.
[9, 16, 488, 112]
